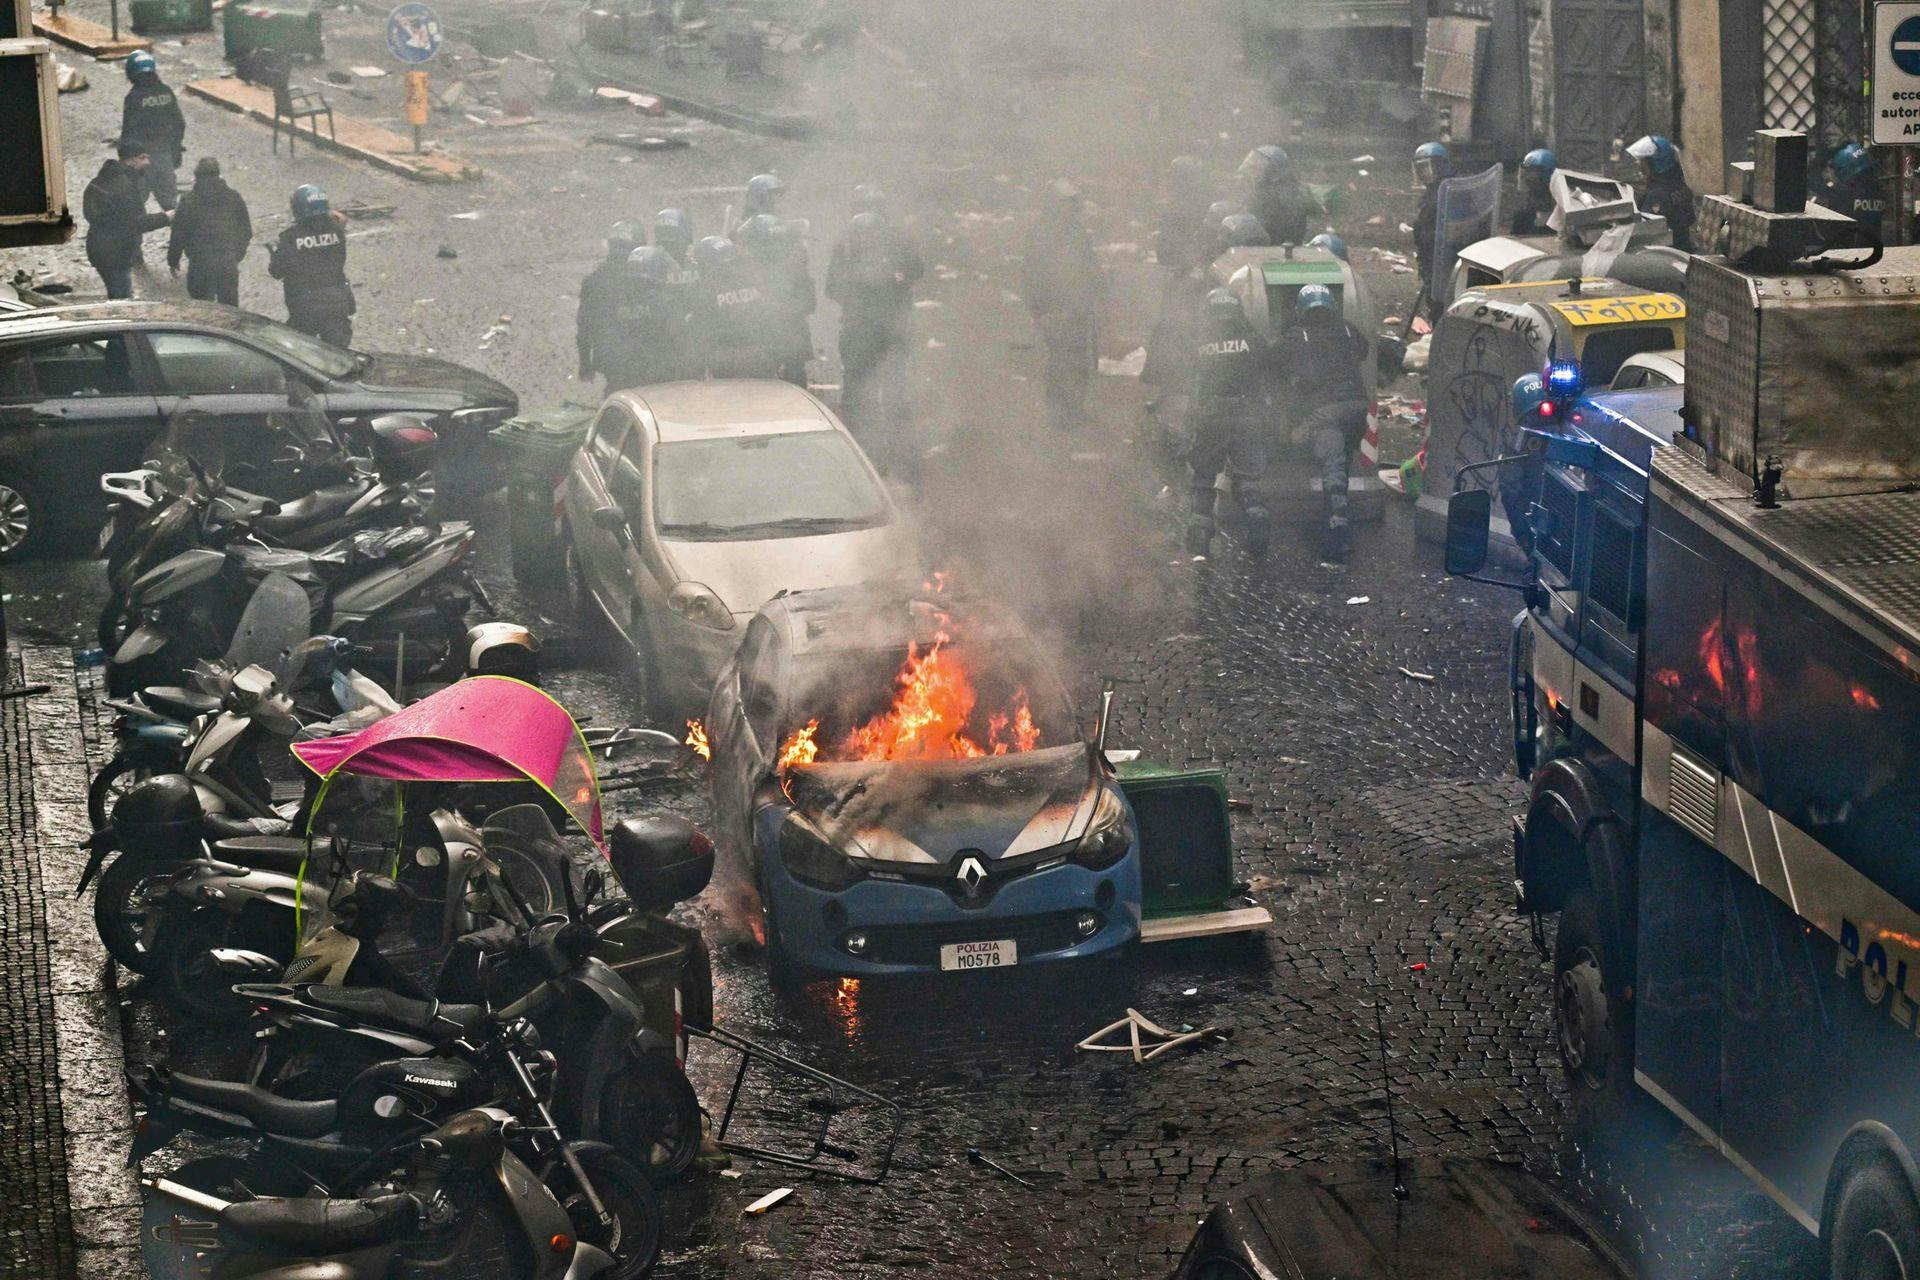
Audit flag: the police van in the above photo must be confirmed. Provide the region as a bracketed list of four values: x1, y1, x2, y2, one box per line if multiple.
[1443, 132, 1920, 1278]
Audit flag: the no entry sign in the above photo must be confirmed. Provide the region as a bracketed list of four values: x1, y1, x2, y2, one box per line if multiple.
[1873, 2, 1920, 143]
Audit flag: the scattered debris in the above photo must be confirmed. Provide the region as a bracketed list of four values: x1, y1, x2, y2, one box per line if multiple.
[436, 244, 459, 259]
[1346, 596, 1371, 605]
[1078, 1008, 1229, 1065]
[1398, 667, 1436, 682]
[54, 60, 88, 92]
[348, 64, 388, 78]
[742, 1188, 793, 1216]
[593, 85, 665, 114]
[1349, 154, 1375, 164]
[1098, 346, 1147, 377]
[967, 1147, 1034, 1188]
[593, 132, 693, 152]
[337, 201, 395, 221]
[449, 211, 485, 221]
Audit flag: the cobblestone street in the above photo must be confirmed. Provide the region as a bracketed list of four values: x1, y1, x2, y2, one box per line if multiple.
[0, 0, 1828, 1275]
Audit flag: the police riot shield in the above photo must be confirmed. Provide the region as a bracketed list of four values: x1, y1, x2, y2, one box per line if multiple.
[1429, 164, 1504, 299]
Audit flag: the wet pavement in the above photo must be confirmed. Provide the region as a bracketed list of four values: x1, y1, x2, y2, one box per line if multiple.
[2, 1, 1822, 1276]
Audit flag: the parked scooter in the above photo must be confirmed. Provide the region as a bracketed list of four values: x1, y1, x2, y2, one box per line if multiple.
[136, 1028, 661, 1280]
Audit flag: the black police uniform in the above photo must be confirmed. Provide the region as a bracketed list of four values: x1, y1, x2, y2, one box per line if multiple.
[577, 255, 627, 382]
[825, 225, 925, 478]
[1641, 168, 1696, 252]
[599, 286, 696, 393]
[122, 75, 186, 210]
[1278, 310, 1371, 543]
[1187, 311, 1273, 540]
[1142, 274, 1211, 449]
[167, 173, 251, 305]
[1251, 176, 1322, 247]
[1020, 215, 1101, 430]
[1510, 187, 1553, 236]
[703, 260, 782, 380]
[269, 215, 355, 347]
[1413, 184, 1439, 292]
[1818, 172, 1888, 240]
[82, 159, 170, 300]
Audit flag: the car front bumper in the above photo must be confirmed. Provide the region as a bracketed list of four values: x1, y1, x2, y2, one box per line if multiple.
[758, 824, 1143, 977]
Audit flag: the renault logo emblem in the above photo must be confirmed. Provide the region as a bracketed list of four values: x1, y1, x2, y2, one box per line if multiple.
[955, 855, 987, 894]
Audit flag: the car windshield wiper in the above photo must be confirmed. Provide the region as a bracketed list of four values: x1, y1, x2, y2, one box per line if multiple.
[727, 515, 876, 535]
[657, 521, 741, 538]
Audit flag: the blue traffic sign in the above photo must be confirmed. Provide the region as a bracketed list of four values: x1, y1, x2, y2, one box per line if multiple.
[1895, 14, 1920, 75]
[387, 3, 441, 64]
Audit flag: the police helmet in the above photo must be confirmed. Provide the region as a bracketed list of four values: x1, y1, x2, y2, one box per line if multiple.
[465, 622, 541, 683]
[847, 210, 884, 242]
[111, 773, 204, 859]
[1308, 232, 1349, 262]
[1831, 142, 1873, 182]
[693, 235, 739, 269]
[1413, 141, 1450, 186]
[1521, 147, 1557, 175]
[1206, 199, 1235, 224]
[1253, 144, 1291, 180]
[1296, 284, 1337, 315]
[1203, 287, 1244, 325]
[125, 50, 157, 80]
[736, 213, 782, 253]
[745, 173, 786, 204]
[1510, 371, 1549, 422]
[653, 208, 693, 253]
[1626, 135, 1677, 175]
[1219, 214, 1269, 249]
[626, 245, 675, 284]
[291, 184, 330, 220]
[607, 219, 645, 260]
[851, 183, 887, 215]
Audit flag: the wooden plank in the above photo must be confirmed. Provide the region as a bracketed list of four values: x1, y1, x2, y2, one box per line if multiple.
[32, 10, 152, 57]
[1139, 905, 1273, 944]
[183, 77, 485, 184]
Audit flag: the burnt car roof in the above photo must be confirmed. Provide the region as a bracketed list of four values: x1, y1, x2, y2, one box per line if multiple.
[759, 584, 1037, 658]
[0, 299, 260, 339]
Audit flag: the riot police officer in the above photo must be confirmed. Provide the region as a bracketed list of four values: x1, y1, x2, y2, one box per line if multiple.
[738, 214, 815, 386]
[121, 51, 186, 212]
[1279, 283, 1371, 560]
[653, 207, 695, 267]
[1186, 288, 1274, 560]
[1020, 179, 1102, 431]
[1217, 213, 1271, 255]
[1818, 142, 1886, 240]
[1627, 135, 1696, 252]
[696, 235, 780, 379]
[578, 219, 643, 383]
[742, 173, 787, 222]
[1308, 232, 1349, 262]
[826, 208, 925, 479]
[267, 185, 354, 347]
[600, 246, 698, 391]
[1511, 148, 1557, 235]
[1411, 141, 1449, 290]
[1240, 145, 1323, 247]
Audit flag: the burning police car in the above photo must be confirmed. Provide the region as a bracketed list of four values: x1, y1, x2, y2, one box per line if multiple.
[702, 584, 1142, 978]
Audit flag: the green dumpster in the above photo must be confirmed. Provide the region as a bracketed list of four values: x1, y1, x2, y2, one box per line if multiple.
[492, 408, 594, 585]
[131, 0, 213, 34]
[223, 3, 324, 61]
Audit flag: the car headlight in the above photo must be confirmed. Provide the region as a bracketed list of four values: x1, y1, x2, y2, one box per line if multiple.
[1073, 785, 1134, 870]
[778, 816, 864, 891]
[668, 581, 735, 632]
[449, 405, 512, 430]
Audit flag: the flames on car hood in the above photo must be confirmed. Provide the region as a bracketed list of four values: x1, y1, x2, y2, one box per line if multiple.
[782, 744, 1100, 865]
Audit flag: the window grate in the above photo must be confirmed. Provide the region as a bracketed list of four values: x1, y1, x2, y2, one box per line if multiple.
[1762, 0, 1818, 133]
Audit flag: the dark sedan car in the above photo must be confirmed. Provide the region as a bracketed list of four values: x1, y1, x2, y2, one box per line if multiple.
[0, 301, 517, 557]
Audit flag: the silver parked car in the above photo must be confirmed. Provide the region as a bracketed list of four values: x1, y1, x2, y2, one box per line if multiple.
[562, 379, 919, 714]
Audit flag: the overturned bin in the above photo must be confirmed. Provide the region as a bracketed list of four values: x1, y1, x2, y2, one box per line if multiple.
[492, 406, 594, 585]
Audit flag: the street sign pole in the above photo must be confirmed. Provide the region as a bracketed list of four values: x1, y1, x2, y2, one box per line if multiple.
[404, 69, 428, 153]
[388, 2, 440, 154]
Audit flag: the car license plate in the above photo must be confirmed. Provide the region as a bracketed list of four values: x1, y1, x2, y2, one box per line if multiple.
[940, 938, 1017, 971]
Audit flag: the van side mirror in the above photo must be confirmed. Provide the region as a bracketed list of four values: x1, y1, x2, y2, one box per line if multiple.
[1444, 489, 1493, 576]
[590, 505, 628, 535]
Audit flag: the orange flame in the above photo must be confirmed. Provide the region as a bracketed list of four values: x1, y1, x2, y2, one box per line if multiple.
[778, 719, 821, 769]
[836, 632, 1040, 762]
[685, 719, 711, 761]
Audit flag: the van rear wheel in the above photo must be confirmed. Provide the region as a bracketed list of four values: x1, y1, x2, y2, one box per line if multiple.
[1553, 888, 1635, 1129]
[1828, 1153, 1920, 1280]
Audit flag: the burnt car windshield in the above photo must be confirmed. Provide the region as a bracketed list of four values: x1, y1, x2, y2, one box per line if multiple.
[787, 639, 1081, 762]
[654, 431, 888, 541]
[221, 312, 365, 379]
